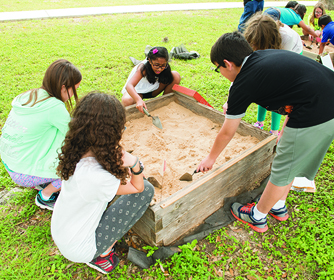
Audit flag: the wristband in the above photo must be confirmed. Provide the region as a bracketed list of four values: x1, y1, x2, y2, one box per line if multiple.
[131, 161, 144, 175]
[130, 156, 139, 169]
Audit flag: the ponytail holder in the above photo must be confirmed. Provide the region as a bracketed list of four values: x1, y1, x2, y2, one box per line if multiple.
[153, 48, 158, 54]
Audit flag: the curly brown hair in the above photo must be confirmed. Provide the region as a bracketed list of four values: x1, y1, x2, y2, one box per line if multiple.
[57, 91, 129, 184]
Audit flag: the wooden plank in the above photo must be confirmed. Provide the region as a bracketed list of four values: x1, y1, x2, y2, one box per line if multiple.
[132, 216, 161, 246]
[158, 135, 276, 209]
[154, 141, 275, 245]
[155, 138, 275, 231]
[138, 208, 158, 230]
[302, 50, 319, 61]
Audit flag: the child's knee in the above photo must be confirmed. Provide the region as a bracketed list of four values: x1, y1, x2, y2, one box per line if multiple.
[143, 180, 155, 199]
[172, 71, 181, 84]
[121, 95, 135, 107]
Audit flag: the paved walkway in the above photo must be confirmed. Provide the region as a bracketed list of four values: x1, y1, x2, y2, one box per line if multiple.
[0, 1, 317, 22]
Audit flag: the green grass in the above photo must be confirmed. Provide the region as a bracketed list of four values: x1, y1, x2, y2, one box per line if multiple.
[0, 0, 316, 13]
[0, 0, 238, 12]
[1, 7, 334, 280]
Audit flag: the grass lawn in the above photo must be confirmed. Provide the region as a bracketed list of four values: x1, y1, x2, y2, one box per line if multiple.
[1, 7, 334, 280]
[0, 0, 316, 12]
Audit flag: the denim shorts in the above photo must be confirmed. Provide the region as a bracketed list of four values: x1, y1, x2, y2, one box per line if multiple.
[263, 7, 281, 21]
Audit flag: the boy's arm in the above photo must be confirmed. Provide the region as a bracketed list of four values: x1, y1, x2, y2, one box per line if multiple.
[319, 42, 326, 55]
[197, 117, 241, 172]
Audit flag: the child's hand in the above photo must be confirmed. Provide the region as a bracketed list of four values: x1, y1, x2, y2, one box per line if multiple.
[122, 151, 138, 167]
[136, 100, 147, 114]
[197, 155, 215, 173]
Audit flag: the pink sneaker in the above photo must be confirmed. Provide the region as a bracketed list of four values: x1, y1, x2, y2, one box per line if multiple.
[87, 250, 119, 274]
[253, 121, 264, 129]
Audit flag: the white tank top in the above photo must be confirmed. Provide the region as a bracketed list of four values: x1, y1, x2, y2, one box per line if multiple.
[122, 59, 159, 95]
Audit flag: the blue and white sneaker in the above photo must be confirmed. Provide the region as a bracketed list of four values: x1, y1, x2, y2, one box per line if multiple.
[35, 190, 59, 211]
[230, 202, 268, 233]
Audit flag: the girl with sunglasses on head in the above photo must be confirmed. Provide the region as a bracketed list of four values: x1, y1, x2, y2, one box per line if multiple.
[306, 2, 326, 42]
[121, 46, 181, 113]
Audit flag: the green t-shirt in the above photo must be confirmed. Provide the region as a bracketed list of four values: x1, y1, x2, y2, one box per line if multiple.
[308, 14, 321, 31]
[0, 89, 71, 178]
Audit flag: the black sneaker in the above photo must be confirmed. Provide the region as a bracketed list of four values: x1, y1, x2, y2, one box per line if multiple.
[86, 250, 119, 274]
[35, 190, 59, 211]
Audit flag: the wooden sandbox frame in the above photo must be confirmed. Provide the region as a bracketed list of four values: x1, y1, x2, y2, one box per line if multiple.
[126, 92, 277, 246]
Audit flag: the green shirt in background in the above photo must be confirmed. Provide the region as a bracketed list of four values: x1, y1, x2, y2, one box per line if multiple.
[0, 89, 70, 178]
[308, 14, 321, 31]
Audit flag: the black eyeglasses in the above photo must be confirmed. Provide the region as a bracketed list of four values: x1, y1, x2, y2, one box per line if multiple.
[214, 65, 221, 73]
[151, 62, 169, 70]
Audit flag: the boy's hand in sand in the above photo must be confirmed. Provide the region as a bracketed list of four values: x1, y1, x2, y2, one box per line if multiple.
[197, 155, 216, 173]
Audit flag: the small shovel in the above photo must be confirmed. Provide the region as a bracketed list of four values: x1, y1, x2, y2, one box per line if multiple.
[305, 41, 314, 49]
[179, 169, 200, 181]
[143, 108, 163, 129]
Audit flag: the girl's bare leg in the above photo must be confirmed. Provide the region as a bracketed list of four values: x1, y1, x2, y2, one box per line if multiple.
[42, 183, 61, 196]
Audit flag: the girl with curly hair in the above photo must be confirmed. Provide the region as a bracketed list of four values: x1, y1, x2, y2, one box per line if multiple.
[51, 92, 154, 274]
[0, 59, 81, 211]
[121, 46, 181, 113]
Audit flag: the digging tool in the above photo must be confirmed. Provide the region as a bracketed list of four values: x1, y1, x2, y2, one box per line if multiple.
[179, 169, 200, 181]
[143, 108, 163, 129]
[147, 176, 162, 189]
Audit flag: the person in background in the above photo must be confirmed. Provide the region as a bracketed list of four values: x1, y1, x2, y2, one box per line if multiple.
[318, 15, 334, 55]
[244, 14, 303, 136]
[306, 2, 326, 41]
[264, 4, 320, 40]
[237, 0, 264, 33]
[121, 46, 181, 114]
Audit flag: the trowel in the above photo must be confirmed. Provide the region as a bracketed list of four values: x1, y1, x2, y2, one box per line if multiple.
[143, 108, 163, 130]
[179, 169, 200, 181]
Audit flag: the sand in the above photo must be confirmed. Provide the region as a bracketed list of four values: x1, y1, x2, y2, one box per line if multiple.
[303, 39, 334, 54]
[121, 102, 259, 204]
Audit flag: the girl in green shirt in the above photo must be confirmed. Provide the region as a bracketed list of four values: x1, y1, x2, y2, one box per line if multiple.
[0, 59, 82, 210]
[307, 2, 326, 41]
